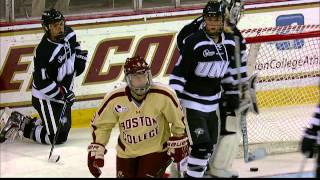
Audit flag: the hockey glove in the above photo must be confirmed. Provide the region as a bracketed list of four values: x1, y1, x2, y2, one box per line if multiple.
[59, 86, 75, 105]
[76, 49, 88, 61]
[167, 136, 189, 163]
[301, 128, 317, 158]
[88, 143, 107, 178]
[64, 91, 75, 105]
[75, 49, 88, 76]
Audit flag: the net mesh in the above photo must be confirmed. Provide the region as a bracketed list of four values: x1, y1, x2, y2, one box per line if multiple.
[237, 24, 320, 156]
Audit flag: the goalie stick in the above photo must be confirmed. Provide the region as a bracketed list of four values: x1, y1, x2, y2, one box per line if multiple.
[236, 74, 266, 163]
[234, 36, 266, 163]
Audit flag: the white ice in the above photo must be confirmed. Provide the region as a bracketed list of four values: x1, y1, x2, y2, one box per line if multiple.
[0, 127, 316, 178]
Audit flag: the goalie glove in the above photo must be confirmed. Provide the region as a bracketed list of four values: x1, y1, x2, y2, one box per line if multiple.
[87, 143, 107, 178]
[167, 136, 189, 163]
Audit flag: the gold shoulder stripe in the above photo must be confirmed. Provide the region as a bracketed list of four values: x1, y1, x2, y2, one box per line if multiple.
[149, 89, 178, 108]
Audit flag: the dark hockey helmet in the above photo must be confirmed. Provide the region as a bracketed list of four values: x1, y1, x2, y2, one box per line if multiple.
[124, 55, 152, 96]
[41, 8, 65, 30]
[203, 1, 226, 18]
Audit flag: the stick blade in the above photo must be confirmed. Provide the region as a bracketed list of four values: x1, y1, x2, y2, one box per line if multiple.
[48, 155, 60, 163]
[247, 148, 267, 162]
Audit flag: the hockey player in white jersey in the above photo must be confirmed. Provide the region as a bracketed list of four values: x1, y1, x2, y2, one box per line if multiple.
[0, 9, 87, 145]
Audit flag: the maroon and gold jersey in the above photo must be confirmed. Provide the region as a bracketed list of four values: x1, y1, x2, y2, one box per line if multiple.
[90, 82, 186, 158]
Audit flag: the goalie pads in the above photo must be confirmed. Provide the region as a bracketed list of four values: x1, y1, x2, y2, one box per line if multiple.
[208, 133, 241, 178]
[224, 113, 240, 134]
[208, 108, 241, 178]
[208, 73, 263, 177]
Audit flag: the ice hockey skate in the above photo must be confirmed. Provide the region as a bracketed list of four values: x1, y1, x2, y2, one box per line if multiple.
[0, 108, 33, 143]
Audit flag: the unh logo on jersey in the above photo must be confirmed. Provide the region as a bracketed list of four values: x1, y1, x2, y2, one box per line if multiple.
[195, 61, 229, 78]
[115, 105, 128, 113]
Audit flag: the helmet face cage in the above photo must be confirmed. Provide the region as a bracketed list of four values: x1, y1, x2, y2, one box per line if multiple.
[41, 9, 65, 32]
[124, 56, 152, 96]
[125, 71, 152, 96]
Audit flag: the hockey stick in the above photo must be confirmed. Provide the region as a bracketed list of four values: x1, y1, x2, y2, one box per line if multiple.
[48, 102, 67, 163]
[156, 159, 173, 178]
[178, 156, 188, 177]
[177, 162, 181, 178]
[234, 36, 266, 163]
[297, 155, 308, 178]
[147, 159, 173, 178]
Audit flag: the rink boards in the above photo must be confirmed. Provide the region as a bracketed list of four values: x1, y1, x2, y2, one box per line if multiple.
[0, 2, 319, 128]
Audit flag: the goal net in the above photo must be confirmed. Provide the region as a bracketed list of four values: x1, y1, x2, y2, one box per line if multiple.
[239, 24, 320, 156]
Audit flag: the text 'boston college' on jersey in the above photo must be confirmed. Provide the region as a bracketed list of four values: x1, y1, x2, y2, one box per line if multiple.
[169, 29, 247, 113]
[90, 83, 186, 158]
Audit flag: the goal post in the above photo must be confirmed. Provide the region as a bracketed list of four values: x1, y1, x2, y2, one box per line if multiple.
[238, 24, 320, 156]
